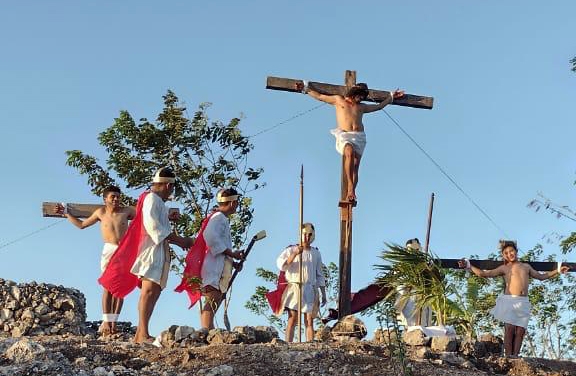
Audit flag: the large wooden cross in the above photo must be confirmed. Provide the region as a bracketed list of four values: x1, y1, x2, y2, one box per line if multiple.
[267, 70, 434, 317]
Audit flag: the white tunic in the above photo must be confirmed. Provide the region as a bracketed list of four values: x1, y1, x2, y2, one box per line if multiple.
[130, 192, 172, 289]
[201, 211, 233, 291]
[276, 245, 326, 313]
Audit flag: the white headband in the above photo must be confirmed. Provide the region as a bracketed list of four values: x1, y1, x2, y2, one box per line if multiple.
[152, 176, 176, 184]
[217, 193, 239, 203]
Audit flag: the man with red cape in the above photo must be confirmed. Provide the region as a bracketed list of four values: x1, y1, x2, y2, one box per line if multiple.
[99, 167, 193, 344]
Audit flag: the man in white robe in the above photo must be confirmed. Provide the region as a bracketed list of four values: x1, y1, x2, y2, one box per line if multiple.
[200, 188, 245, 330]
[276, 223, 327, 342]
[132, 167, 193, 344]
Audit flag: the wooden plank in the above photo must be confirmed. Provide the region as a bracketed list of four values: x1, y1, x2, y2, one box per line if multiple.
[439, 258, 576, 272]
[43, 202, 102, 218]
[42, 202, 180, 218]
[266, 76, 434, 110]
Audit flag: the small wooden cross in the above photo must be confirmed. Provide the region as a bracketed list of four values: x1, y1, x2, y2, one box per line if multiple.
[267, 70, 434, 317]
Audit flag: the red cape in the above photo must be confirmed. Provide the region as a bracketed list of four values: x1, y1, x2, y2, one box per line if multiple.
[98, 191, 149, 298]
[265, 271, 288, 315]
[174, 211, 217, 308]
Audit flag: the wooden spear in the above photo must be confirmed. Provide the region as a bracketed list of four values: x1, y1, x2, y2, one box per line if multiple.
[298, 165, 304, 342]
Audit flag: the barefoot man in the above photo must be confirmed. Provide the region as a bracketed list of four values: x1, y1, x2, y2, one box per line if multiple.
[99, 167, 193, 344]
[295, 81, 404, 202]
[459, 240, 570, 358]
[55, 186, 135, 335]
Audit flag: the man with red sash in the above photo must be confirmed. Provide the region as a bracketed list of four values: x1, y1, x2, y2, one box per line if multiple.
[99, 167, 193, 344]
[175, 188, 244, 330]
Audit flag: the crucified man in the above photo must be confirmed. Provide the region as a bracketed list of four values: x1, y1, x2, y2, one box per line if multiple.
[295, 81, 404, 202]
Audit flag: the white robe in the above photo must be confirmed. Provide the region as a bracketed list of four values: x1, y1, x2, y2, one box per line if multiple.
[276, 245, 326, 314]
[201, 211, 233, 291]
[130, 192, 172, 289]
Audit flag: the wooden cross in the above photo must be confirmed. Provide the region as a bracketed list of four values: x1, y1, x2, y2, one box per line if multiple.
[322, 257, 575, 323]
[267, 70, 434, 317]
[42, 202, 179, 218]
[439, 258, 576, 271]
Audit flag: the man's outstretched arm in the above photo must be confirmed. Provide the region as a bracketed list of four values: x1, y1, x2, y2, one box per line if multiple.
[363, 89, 405, 113]
[295, 81, 340, 105]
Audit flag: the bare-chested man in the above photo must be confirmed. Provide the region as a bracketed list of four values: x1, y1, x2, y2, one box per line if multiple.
[459, 240, 569, 358]
[55, 186, 135, 335]
[295, 81, 404, 202]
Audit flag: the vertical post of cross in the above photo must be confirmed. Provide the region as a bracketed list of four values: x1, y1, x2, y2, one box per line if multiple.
[337, 70, 357, 318]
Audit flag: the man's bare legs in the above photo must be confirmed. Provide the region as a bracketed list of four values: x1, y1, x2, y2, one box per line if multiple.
[512, 326, 526, 357]
[134, 279, 161, 343]
[285, 309, 298, 342]
[343, 144, 361, 202]
[503, 324, 514, 357]
[200, 286, 223, 330]
[304, 313, 315, 342]
[101, 291, 124, 335]
[504, 324, 525, 357]
[111, 296, 123, 334]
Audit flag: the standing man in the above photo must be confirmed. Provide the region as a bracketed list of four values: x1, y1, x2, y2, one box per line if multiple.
[275, 223, 327, 342]
[55, 186, 135, 335]
[196, 188, 245, 330]
[99, 167, 193, 344]
[459, 240, 570, 357]
[295, 81, 404, 202]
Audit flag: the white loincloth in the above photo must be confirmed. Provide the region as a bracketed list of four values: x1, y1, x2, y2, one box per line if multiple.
[330, 129, 367, 156]
[490, 294, 531, 328]
[100, 243, 118, 273]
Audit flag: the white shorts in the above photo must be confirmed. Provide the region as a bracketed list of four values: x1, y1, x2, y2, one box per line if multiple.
[101, 243, 119, 273]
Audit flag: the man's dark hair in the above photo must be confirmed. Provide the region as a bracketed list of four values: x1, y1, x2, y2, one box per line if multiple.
[346, 83, 369, 100]
[102, 185, 121, 198]
[219, 187, 239, 198]
[499, 240, 518, 252]
[157, 167, 176, 178]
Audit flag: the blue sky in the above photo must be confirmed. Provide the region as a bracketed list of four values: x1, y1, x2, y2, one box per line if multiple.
[1, 1, 575, 337]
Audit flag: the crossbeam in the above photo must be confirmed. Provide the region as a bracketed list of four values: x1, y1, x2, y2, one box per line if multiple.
[42, 202, 179, 218]
[439, 258, 576, 272]
[266, 76, 434, 110]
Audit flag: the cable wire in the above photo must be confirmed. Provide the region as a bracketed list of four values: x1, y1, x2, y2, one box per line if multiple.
[0, 220, 65, 252]
[382, 109, 510, 238]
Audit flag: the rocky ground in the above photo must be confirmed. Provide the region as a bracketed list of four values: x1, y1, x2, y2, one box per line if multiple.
[1, 324, 576, 376]
[2, 279, 575, 376]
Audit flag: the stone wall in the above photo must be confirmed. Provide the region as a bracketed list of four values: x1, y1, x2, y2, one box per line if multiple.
[0, 279, 86, 337]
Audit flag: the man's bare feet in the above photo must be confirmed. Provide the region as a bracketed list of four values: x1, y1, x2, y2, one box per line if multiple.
[133, 335, 155, 344]
[99, 322, 112, 337]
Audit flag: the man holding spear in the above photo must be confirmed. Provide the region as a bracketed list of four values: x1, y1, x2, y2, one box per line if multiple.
[274, 223, 327, 342]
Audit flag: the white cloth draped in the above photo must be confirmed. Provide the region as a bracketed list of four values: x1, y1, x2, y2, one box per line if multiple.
[100, 243, 119, 273]
[490, 294, 531, 328]
[130, 192, 172, 289]
[201, 211, 233, 291]
[330, 128, 367, 156]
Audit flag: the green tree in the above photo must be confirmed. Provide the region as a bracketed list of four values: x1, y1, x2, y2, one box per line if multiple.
[65, 90, 264, 274]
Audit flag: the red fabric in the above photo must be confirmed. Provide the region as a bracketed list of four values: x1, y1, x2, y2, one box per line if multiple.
[98, 191, 150, 298]
[265, 271, 288, 315]
[174, 211, 217, 308]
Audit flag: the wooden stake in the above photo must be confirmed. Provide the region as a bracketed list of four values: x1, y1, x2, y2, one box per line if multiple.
[298, 165, 304, 342]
